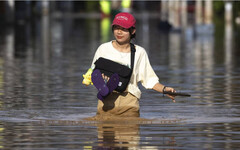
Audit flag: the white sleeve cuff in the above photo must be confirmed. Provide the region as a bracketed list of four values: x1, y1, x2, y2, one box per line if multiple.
[145, 77, 159, 89]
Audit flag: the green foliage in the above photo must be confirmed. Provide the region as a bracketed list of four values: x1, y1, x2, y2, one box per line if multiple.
[213, 1, 225, 16]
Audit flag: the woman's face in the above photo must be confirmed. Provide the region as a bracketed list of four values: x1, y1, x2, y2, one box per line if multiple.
[113, 25, 133, 44]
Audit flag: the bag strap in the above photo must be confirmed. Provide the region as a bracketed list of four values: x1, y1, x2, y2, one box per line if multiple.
[130, 43, 136, 72]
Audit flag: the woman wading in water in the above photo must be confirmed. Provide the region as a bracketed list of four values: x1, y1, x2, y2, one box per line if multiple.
[84, 12, 176, 119]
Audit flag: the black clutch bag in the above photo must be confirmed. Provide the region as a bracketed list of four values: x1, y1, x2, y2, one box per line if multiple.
[94, 43, 136, 92]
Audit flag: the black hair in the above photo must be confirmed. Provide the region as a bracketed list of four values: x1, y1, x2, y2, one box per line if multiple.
[112, 25, 136, 39]
[129, 27, 136, 39]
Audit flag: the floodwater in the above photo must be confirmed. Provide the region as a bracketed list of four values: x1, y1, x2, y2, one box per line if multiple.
[0, 13, 240, 149]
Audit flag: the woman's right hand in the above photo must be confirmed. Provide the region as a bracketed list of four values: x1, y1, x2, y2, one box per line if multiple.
[102, 73, 110, 83]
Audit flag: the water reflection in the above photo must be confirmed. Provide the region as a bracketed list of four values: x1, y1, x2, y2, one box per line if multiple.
[42, 12, 51, 64]
[97, 123, 140, 149]
[96, 123, 176, 149]
[224, 10, 233, 105]
[0, 11, 240, 149]
[0, 119, 239, 149]
[195, 33, 214, 106]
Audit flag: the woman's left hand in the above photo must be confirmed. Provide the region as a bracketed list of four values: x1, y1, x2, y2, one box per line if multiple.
[163, 87, 176, 103]
[153, 83, 176, 103]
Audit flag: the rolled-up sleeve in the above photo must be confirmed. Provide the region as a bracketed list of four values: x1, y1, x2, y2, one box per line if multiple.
[138, 51, 159, 89]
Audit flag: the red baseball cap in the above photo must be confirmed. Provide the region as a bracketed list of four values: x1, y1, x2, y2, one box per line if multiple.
[112, 12, 136, 29]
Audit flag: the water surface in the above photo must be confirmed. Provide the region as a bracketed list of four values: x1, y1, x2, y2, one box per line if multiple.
[0, 14, 240, 149]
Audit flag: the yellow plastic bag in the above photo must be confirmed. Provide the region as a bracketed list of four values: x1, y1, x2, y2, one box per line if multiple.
[82, 68, 93, 86]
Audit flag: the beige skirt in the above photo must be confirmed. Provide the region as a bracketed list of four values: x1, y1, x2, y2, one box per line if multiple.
[96, 92, 140, 117]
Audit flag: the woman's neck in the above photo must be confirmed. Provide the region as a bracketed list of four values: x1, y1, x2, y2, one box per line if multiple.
[112, 40, 130, 53]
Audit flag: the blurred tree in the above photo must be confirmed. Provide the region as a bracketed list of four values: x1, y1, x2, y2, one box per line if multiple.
[100, 0, 111, 16]
[86, 1, 99, 12]
[233, 1, 240, 18]
[213, 1, 224, 16]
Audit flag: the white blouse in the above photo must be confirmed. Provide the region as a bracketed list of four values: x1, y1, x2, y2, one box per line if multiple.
[91, 41, 159, 99]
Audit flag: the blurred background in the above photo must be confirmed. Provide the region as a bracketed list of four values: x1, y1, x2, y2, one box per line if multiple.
[0, 1, 240, 149]
[0, 0, 239, 104]
[0, 0, 240, 59]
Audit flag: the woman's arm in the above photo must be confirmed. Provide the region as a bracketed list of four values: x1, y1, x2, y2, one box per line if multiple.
[153, 83, 176, 103]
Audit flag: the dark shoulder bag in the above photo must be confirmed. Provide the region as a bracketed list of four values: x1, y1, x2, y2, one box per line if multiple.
[94, 43, 136, 93]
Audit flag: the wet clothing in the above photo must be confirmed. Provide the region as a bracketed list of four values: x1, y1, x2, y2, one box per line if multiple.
[96, 92, 140, 117]
[91, 41, 159, 117]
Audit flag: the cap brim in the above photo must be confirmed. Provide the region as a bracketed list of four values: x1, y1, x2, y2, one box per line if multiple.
[112, 23, 133, 29]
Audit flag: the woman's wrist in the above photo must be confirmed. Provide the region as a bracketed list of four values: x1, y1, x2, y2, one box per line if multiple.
[162, 86, 167, 93]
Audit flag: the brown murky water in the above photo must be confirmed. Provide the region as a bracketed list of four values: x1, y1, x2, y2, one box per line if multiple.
[0, 14, 240, 149]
